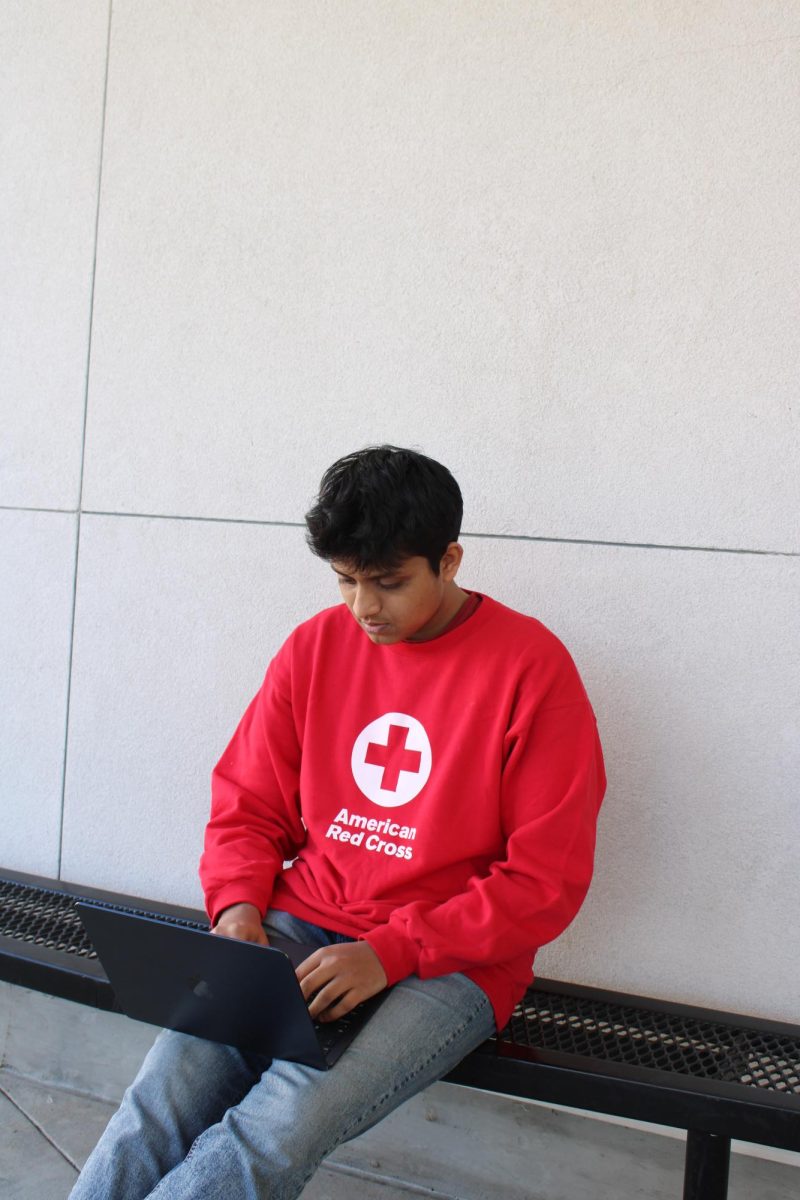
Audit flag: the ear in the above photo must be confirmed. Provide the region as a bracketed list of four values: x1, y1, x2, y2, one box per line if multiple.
[439, 542, 464, 582]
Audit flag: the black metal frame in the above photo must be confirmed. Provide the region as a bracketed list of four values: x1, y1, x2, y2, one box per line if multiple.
[2, 867, 799, 1199]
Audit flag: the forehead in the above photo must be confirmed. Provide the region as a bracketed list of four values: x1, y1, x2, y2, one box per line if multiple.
[330, 556, 428, 580]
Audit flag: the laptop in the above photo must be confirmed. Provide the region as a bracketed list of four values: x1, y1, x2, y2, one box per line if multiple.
[76, 902, 386, 1070]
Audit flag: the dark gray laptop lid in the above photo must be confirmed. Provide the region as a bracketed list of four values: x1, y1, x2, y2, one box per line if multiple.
[76, 902, 329, 1068]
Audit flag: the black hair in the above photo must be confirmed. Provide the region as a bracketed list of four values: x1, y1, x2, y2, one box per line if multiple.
[305, 445, 463, 575]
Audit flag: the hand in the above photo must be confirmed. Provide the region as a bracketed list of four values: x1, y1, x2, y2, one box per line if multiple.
[296, 941, 388, 1022]
[211, 902, 269, 946]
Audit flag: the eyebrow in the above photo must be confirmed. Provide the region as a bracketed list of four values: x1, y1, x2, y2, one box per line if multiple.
[331, 566, 404, 582]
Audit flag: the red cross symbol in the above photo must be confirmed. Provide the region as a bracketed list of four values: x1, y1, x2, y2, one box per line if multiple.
[365, 723, 422, 791]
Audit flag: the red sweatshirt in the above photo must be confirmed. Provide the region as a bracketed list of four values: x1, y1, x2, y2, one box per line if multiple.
[200, 593, 606, 1028]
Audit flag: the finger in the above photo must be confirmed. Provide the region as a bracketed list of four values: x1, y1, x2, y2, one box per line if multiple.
[307, 979, 353, 1020]
[295, 948, 325, 983]
[315, 990, 360, 1023]
[299, 959, 350, 1011]
[244, 927, 269, 945]
[298, 961, 332, 1003]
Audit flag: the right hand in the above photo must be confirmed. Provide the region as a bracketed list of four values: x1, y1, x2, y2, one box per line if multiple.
[211, 902, 269, 945]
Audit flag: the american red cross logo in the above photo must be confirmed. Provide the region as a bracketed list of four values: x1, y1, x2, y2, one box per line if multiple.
[351, 712, 432, 808]
[365, 723, 423, 791]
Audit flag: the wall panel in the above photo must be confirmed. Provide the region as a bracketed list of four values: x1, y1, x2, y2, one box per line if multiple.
[0, 511, 76, 874]
[0, 2, 109, 508]
[464, 534, 800, 1022]
[61, 514, 333, 904]
[82, 1, 799, 549]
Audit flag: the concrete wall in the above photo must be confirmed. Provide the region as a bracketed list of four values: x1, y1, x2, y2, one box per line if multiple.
[2, 0, 798, 1044]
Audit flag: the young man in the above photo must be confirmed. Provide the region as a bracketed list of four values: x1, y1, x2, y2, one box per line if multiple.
[71, 445, 605, 1200]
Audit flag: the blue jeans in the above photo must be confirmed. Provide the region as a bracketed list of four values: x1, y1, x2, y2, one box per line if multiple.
[70, 910, 495, 1200]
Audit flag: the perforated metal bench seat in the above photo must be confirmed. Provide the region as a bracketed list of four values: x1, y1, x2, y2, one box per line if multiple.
[2, 867, 799, 1200]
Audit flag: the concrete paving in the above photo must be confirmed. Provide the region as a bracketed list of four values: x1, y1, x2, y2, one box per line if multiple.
[0, 1090, 76, 1199]
[0, 1071, 110, 1199]
[0, 1068, 425, 1200]
[3, 1063, 800, 1200]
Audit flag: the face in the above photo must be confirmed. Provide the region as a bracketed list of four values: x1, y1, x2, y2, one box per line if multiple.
[331, 545, 464, 644]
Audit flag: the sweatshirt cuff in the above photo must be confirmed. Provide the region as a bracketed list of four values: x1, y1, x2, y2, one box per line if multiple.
[206, 882, 271, 927]
[362, 923, 420, 985]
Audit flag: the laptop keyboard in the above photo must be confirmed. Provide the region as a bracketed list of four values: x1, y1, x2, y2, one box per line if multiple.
[313, 1006, 363, 1052]
[312, 996, 381, 1056]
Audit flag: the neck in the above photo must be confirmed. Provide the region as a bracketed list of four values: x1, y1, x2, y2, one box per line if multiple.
[406, 583, 469, 642]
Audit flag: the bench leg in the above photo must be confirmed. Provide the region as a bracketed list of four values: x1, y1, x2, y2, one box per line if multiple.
[683, 1130, 731, 1200]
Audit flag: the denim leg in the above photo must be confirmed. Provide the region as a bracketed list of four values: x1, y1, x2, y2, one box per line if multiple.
[146, 968, 494, 1200]
[68, 911, 335, 1200]
[66, 1029, 272, 1200]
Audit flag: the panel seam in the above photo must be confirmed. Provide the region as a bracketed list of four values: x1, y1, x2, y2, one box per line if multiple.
[58, 0, 114, 879]
[3, 500, 797, 559]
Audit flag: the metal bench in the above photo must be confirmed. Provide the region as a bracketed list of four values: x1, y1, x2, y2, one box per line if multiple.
[2, 866, 798, 1200]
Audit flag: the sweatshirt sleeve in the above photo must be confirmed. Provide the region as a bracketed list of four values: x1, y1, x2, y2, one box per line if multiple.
[199, 641, 306, 926]
[363, 692, 606, 986]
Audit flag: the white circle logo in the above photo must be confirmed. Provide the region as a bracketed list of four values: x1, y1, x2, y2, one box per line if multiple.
[351, 712, 432, 808]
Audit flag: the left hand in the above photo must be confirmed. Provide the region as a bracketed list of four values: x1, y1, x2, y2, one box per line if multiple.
[296, 941, 388, 1022]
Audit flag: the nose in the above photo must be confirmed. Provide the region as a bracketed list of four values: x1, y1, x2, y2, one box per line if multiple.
[352, 584, 381, 620]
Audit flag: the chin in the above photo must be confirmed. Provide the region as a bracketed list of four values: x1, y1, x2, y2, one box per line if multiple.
[363, 627, 396, 642]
